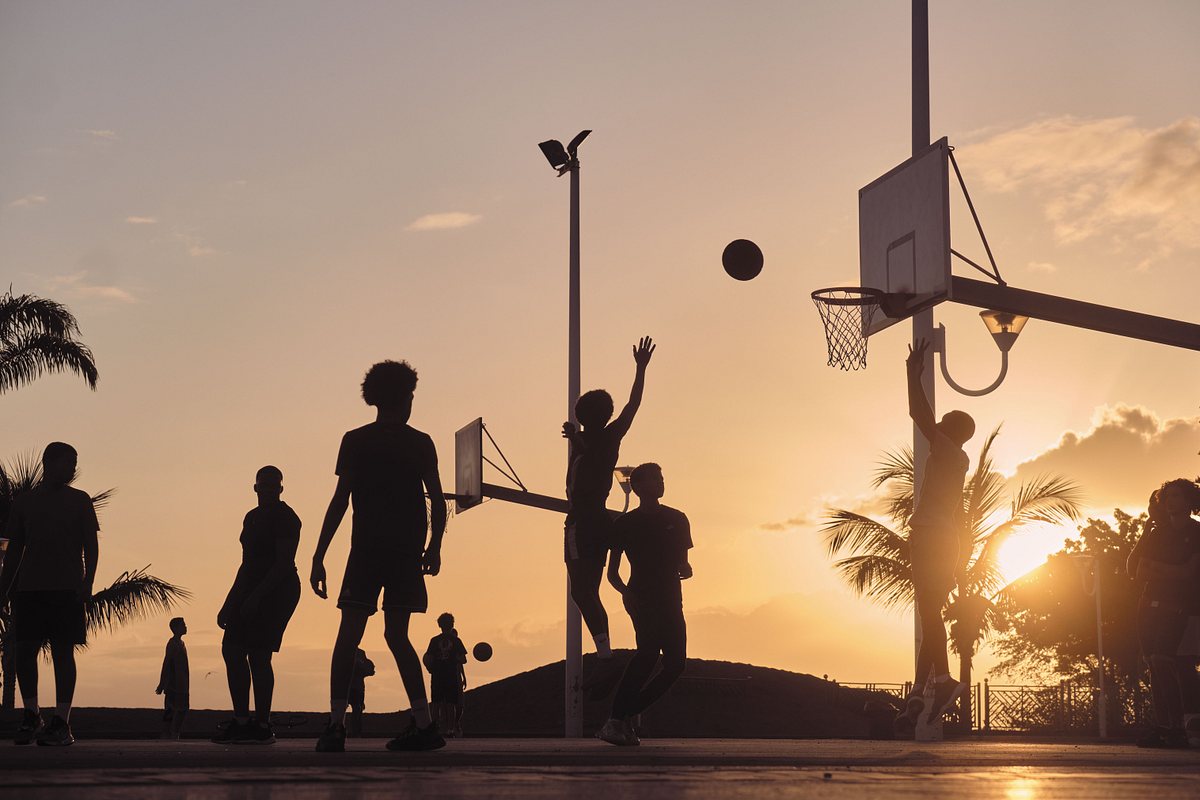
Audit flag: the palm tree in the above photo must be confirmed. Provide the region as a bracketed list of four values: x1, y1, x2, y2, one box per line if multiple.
[0, 289, 98, 394]
[821, 427, 1081, 728]
[0, 455, 189, 710]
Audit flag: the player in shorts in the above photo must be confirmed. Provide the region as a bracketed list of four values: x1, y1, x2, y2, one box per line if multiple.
[561, 336, 655, 665]
[1128, 479, 1200, 748]
[155, 617, 190, 739]
[893, 340, 974, 736]
[597, 463, 692, 746]
[213, 466, 302, 745]
[0, 442, 99, 747]
[423, 612, 467, 737]
[311, 360, 448, 753]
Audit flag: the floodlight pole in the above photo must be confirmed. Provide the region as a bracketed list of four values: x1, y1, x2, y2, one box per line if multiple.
[565, 152, 584, 739]
[911, 0, 942, 739]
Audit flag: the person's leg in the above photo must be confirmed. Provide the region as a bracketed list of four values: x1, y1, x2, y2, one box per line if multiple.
[171, 698, 188, 739]
[247, 650, 275, 722]
[453, 701, 464, 734]
[222, 640, 253, 721]
[566, 557, 610, 651]
[14, 640, 40, 713]
[627, 606, 687, 717]
[611, 604, 660, 720]
[1149, 654, 1179, 728]
[383, 609, 433, 728]
[348, 703, 363, 737]
[48, 638, 77, 721]
[330, 610, 370, 725]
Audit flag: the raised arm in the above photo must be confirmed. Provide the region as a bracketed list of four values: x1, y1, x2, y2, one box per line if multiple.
[609, 336, 655, 439]
[907, 339, 937, 443]
[310, 475, 351, 598]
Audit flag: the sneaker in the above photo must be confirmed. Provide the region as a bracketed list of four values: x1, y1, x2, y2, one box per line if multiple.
[315, 721, 347, 753]
[36, 715, 74, 747]
[15, 709, 44, 745]
[236, 719, 276, 745]
[386, 720, 446, 752]
[596, 717, 638, 747]
[211, 719, 247, 744]
[929, 678, 965, 720]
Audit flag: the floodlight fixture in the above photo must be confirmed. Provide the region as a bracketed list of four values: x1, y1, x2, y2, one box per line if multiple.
[538, 139, 570, 170]
[566, 129, 591, 156]
[979, 309, 1029, 353]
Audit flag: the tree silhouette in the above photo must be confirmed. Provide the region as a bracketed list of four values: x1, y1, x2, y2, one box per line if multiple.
[0, 289, 98, 394]
[821, 427, 1081, 727]
[0, 455, 189, 710]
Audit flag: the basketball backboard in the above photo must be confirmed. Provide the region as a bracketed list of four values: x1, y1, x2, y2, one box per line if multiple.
[454, 417, 483, 513]
[859, 137, 951, 335]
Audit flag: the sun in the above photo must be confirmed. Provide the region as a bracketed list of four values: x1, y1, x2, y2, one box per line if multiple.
[994, 523, 1076, 586]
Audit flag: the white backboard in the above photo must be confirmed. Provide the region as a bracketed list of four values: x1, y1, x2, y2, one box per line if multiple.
[859, 137, 951, 335]
[454, 417, 483, 513]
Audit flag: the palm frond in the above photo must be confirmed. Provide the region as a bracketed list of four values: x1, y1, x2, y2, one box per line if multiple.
[872, 448, 915, 525]
[0, 292, 81, 344]
[820, 510, 908, 561]
[85, 567, 191, 639]
[0, 332, 97, 393]
[830, 553, 915, 610]
[1009, 474, 1083, 527]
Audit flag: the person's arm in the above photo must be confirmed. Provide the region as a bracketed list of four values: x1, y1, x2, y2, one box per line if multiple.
[906, 339, 937, 444]
[311, 476, 351, 599]
[460, 663, 467, 691]
[81, 503, 99, 602]
[422, 438, 446, 576]
[244, 513, 302, 614]
[561, 422, 582, 447]
[156, 644, 171, 694]
[677, 512, 694, 580]
[0, 503, 26, 603]
[608, 546, 628, 594]
[608, 336, 655, 439]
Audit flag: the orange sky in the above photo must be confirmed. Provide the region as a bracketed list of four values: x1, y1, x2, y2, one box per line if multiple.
[2, 0, 1199, 711]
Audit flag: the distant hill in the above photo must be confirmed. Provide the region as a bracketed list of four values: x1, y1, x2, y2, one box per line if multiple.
[51, 655, 900, 739]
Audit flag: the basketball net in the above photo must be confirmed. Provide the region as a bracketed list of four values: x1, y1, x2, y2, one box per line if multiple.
[811, 288, 882, 371]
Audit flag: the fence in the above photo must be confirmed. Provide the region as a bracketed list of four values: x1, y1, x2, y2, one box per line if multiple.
[838, 679, 1152, 734]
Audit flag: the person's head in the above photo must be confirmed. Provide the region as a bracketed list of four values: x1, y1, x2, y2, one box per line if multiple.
[41, 442, 77, 487]
[629, 462, 665, 501]
[936, 410, 975, 446]
[255, 465, 284, 503]
[169, 617, 187, 636]
[1157, 478, 1200, 520]
[362, 360, 418, 418]
[575, 390, 614, 430]
[437, 612, 454, 632]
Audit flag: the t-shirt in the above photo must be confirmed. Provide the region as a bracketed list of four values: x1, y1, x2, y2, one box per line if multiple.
[566, 427, 621, 513]
[159, 637, 190, 694]
[226, 501, 301, 604]
[3, 485, 99, 592]
[611, 504, 692, 604]
[1137, 517, 1200, 609]
[425, 632, 467, 676]
[910, 430, 969, 530]
[336, 422, 437, 556]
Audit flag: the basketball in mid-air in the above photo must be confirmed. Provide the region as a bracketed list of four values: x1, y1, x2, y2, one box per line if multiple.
[722, 239, 763, 281]
[472, 642, 493, 662]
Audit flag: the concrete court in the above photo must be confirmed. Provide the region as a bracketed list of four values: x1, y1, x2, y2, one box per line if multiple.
[3, 738, 1200, 799]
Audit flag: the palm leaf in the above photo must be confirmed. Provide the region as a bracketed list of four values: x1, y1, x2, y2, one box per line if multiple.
[0, 332, 97, 393]
[830, 553, 915, 610]
[0, 292, 81, 344]
[820, 510, 908, 561]
[84, 567, 191, 639]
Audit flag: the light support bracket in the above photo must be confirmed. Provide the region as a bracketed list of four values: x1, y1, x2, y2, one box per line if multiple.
[932, 323, 1009, 397]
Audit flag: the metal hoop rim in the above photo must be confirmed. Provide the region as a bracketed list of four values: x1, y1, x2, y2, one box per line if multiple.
[810, 286, 885, 306]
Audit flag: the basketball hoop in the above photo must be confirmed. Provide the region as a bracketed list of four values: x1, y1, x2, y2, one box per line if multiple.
[811, 287, 884, 371]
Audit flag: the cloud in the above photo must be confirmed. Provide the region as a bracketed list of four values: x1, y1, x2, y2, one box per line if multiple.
[171, 230, 217, 257]
[1013, 404, 1200, 513]
[85, 129, 118, 140]
[760, 494, 886, 533]
[47, 272, 137, 304]
[1026, 261, 1057, 273]
[960, 116, 1200, 266]
[8, 194, 47, 208]
[406, 211, 482, 231]
[760, 513, 815, 532]
[125, 216, 158, 225]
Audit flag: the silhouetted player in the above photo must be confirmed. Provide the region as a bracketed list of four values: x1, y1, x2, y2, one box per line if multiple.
[311, 360, 448, 753]
[1128, 479, 1200, 748]
[156, 617, 190, 739]
[0, 442, 98, 747]
[347, 648, 375, 738]
[598, 463, 692, 746]
[214, 465, 301, 745]
[894, 340, 974, 735]
[423, 613, 467, 737]
[561, 336, 655, 665]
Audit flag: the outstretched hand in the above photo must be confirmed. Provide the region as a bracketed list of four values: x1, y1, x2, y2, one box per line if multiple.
[310, 559, 328, 599]
[422, 548, 442, 577]
[907, 339, 930, 377]
[633, 336, 656, 368]
[561, 421, 577, 440]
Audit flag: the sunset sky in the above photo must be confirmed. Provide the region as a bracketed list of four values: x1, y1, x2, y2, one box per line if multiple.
[3, 0, 1199, 713]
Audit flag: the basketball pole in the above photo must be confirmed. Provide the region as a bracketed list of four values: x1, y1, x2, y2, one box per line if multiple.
[565, 153, 584, 739]
[911, 0, 940, 738]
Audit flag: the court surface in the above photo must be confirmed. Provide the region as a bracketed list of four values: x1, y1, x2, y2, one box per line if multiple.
[4, 738, 1200, 799]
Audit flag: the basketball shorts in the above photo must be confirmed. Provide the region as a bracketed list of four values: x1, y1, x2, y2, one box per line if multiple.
[11, 590, 87, 645]
[564, 508, 613, 563]
[430, 670, 463, 704]
[909, 526, 960, 602]
[338, 549, 427, 615]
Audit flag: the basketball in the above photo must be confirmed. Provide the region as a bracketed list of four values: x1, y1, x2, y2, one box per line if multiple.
[722, 239, 763, 281]
[472, 642, 493, 662]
